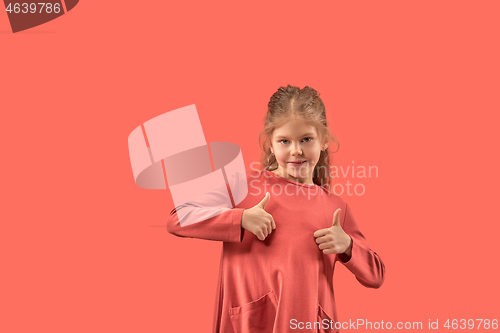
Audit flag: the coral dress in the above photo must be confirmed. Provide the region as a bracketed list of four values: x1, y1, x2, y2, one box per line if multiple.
[167, 169, 385, 333]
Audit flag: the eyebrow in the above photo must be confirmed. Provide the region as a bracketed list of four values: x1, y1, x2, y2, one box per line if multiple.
[274, 133, 316, 139]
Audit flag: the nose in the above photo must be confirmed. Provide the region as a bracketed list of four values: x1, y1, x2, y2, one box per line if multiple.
[290, 144, 302, 156]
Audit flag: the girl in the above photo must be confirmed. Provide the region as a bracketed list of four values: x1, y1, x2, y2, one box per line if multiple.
[167, 85, 385, 333]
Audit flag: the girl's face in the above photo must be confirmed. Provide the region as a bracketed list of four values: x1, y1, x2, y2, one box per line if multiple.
[270, 118, 327, 185]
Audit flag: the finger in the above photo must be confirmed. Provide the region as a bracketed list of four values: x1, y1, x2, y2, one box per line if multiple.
[315, 235, 331, 244]
[269, 213, 276, 230]
[332, 208, 342, 227]
[257, 192, 270, 210]
[322, 248, 337, 255]
[318, 242, 333, 250]
[266, 219, 272, 236]
[257, 230, 265, 241]
[262, 226, 269, 238]
[313, 229, 329, 238]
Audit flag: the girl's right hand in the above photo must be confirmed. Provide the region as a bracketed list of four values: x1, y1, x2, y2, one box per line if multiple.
[241, 192, 276, 241]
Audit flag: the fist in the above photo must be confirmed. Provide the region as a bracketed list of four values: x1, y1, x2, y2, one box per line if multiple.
[241, 192, 276, 241]
[313, 208, 353, 255]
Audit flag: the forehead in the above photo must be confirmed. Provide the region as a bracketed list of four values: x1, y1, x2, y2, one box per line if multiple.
[272, 118, 318, 138]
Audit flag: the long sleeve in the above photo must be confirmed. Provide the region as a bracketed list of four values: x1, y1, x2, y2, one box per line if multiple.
[166, 171, 249, 242]
[336, 203, 385, 289]
[167, 205, 246, 242]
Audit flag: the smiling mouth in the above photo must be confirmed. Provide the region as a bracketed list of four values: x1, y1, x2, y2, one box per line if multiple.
[288, 160, 307, 165]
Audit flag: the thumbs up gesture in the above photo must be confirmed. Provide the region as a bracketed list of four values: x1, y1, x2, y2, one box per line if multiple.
[314, 208, 353, 256]
[241, 192, 276, 241]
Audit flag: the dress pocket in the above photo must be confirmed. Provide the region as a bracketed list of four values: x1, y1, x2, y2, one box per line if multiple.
[229, 290, 278, 333]
[318, 301, 337, 333]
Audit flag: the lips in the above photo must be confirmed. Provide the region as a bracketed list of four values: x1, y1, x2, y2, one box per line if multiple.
[288, 160, 307, 165]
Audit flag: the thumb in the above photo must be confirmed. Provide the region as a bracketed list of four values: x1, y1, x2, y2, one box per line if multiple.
[332, 208, 341, 227]
[257, 192, 270, 210]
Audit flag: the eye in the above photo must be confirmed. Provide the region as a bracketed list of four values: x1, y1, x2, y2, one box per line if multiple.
[278, 138, 312, 144]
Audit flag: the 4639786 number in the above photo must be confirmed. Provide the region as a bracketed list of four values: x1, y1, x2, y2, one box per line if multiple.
[6, 3, 61, 14]
[444, 319, 498, 329]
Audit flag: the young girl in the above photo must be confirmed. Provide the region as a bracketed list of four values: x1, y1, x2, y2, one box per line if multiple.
[167, 85, 385, 333]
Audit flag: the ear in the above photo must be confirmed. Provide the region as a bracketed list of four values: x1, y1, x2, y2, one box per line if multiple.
[319, 135, 328, 151]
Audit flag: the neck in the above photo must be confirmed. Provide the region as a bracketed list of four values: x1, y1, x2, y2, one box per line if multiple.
[273, 167, 315, 186]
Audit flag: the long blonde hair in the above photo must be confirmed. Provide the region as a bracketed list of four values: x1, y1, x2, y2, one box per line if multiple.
[258, 85, 340, 190]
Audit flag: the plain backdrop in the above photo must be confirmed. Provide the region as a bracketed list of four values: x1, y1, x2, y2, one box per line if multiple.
[1, 1, 499, 332]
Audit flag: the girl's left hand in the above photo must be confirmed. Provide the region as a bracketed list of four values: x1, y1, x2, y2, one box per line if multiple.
[314, 208, 353, 256]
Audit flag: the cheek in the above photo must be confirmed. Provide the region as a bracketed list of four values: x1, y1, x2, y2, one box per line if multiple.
[308, 150, 322, 165]
[305, 147, 321, 158]
[275, 152, 287, 163]
[275, 149, 287, 158]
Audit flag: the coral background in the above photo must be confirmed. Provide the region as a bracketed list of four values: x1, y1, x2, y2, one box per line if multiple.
[1, 1, 499, 332]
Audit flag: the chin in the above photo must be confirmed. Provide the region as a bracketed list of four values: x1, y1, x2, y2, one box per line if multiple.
[287, 167, 310, 178]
